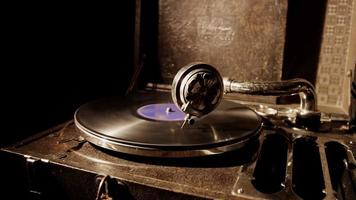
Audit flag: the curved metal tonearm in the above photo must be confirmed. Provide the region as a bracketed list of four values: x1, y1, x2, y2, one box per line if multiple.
[172, 63, 320, 129]
[223, 78, 317, 114]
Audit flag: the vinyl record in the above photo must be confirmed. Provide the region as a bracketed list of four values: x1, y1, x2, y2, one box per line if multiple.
[74, 91, 262, 157]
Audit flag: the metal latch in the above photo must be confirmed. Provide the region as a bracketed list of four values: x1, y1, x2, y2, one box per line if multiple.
[95, 175, 131, 200]
[25, 156, 46, 199]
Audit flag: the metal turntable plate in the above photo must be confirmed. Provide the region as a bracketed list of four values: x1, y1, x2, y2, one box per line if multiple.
[74, 91, 262, 157]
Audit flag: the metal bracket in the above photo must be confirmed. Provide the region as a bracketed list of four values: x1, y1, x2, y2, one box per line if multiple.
[25, 156, 43, 199]
[95, 175, 131, 200]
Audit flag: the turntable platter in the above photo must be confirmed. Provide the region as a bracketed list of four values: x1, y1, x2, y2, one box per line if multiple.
[74, 92, 262, 157]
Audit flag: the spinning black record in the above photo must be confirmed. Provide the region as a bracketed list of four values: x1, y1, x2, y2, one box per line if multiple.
[74, 92, 262, 157]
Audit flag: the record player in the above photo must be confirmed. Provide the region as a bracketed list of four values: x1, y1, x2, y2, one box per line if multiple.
[1, 0, 356, 200]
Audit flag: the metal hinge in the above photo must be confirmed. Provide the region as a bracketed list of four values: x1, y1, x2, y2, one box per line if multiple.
[25, 155, 48, 199]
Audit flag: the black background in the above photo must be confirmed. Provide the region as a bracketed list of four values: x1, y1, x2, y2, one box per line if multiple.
[2, 2, 135, 146]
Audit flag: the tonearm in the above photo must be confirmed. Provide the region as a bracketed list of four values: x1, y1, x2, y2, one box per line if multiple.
[172, 62, 321, 129]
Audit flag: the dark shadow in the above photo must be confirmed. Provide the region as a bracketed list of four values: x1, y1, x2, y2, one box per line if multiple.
[292, 137, 326, 200]
[138, 0, 163, 87]
[325, 141, 356, 200]
[282, 0, 328, 84]
[252, 132, 289, 194]
[2, 1, 136, 147]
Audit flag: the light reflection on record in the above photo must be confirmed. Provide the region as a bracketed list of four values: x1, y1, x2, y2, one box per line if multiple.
[74, 92, 262, 149]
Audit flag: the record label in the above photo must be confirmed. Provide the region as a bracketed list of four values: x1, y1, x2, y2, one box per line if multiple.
[136, 103, 185, 121]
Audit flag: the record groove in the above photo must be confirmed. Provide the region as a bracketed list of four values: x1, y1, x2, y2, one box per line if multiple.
[74, 91, 262, 157]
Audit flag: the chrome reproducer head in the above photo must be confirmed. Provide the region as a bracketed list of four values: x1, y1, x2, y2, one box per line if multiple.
[171, 63, 224, 123]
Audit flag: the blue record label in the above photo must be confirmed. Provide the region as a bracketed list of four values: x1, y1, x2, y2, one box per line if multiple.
[137, 103, 185, 121]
